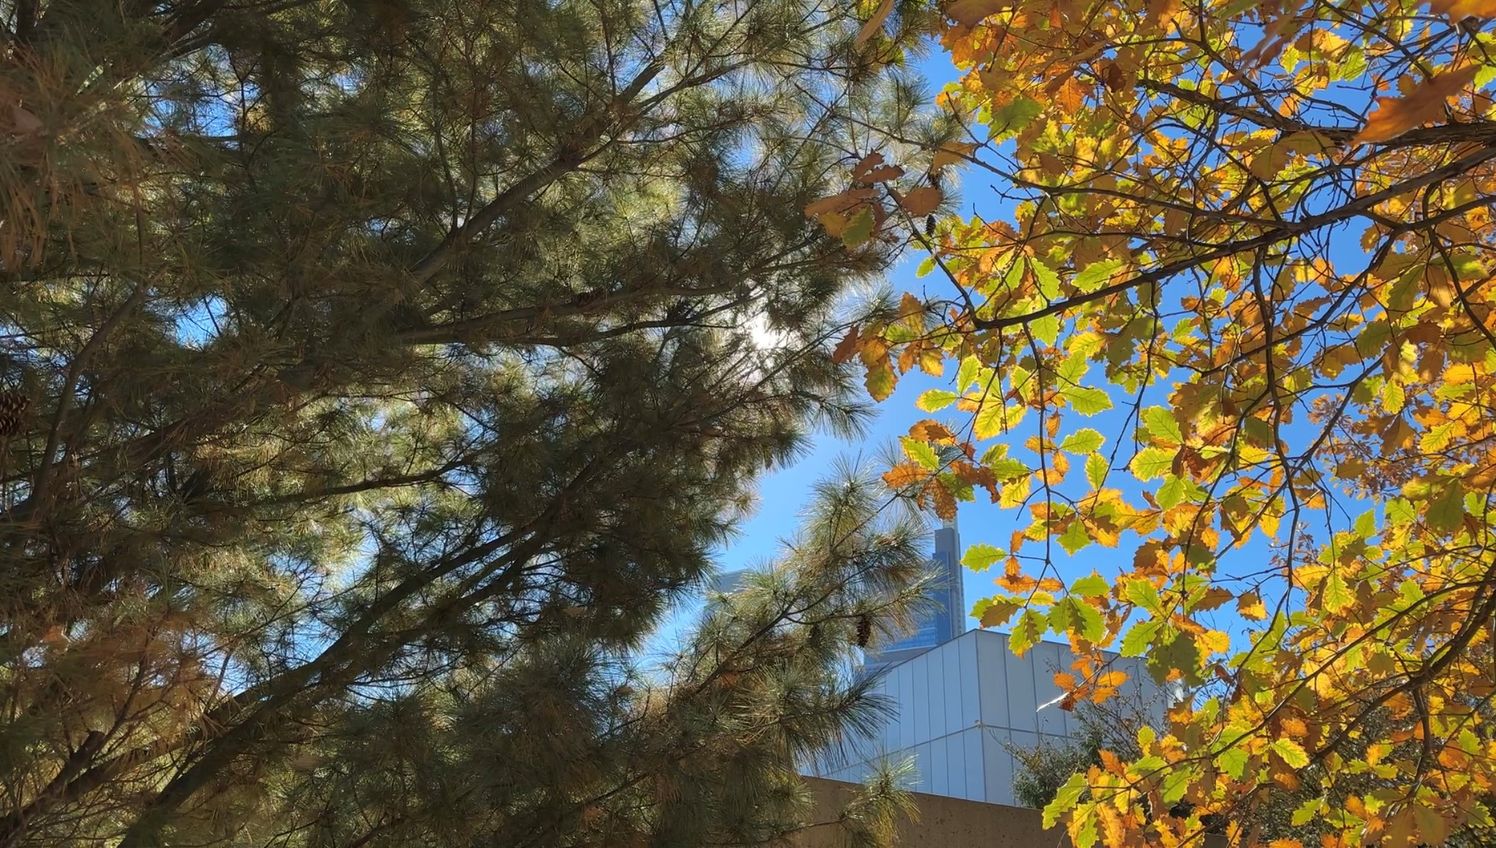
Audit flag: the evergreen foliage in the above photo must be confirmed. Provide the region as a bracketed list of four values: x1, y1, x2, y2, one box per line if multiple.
[0, 1, 952, 846]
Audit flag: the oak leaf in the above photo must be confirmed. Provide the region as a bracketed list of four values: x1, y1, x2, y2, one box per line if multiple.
[1354, 65, 1480, 144]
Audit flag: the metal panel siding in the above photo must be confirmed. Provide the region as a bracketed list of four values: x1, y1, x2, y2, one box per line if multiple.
[1004, 638, 1040, 733]
[958, 634, 979, 729]
[961, 725, 985, 801]
[1035, 642, 1069, 737]
[975, 633, 1009, 728]
[948, 734, 967, 799]
[943, 643, 962, 737]
[929, 737, 949, 796]
[909, 661, 921, 747]
[897, 664, 915, 751]
[915, 743, 933, 793]
[921, 648, 940, 740]
[807, 629, 1170, 808]
[982, 728, 1017, 806]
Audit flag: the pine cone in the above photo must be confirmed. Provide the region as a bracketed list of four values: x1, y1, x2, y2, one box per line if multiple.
[854, 614, 872, 648]
[0, 390, 29, 437]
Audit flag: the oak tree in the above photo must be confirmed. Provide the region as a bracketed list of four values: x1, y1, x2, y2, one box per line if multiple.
[829, 0, 1496, 845]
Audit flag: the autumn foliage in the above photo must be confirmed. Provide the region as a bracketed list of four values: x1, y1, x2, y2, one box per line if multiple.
[827, 0, 1496, 845]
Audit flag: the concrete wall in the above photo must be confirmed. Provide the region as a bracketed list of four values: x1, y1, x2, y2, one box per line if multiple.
[800, 778, 1225, 848]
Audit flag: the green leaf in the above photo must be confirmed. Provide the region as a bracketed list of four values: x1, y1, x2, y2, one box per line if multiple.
[1137, 725, 1156, 748]
[1074, 258, 1124, 292]
[1059, 520, 1090, 555]
[916, 389, 958, 411]
[1011, 608, 1047, 654]
[1071, 573, 1110, 598]
[1132, 447, 1175, 480]
[1048, 596, 1074, 635]
[1032, 259, 1061, 300]
[1291, 798, 1321, 827]
[1155, 475, 1186, 510]
[1043, 773, 1089, 828]
[1218, 746, 1249, 780]
[1085, 452, 1108, 489]
[1421, 420, 1458, 453]
[1002, 257, 1027, 291]
[1386, 497, 1416, 526]
[1381, 380, 1406, 414]
[1073, 808, 1099, 848]
[1323, 570, 1352, 614]
[842, 206, 875, 247]
[1161, 768, 1191, 804]
[1060, 428, 1105, 454]
[988, 457, 1029, 480]
[993, 96, 1043, 137]
[1030, 313, 1061, 345]
[1125, 580, 1162, 614]
[1427, 480, 1466, 533]
[1354, 508, 1377, 538]
[1120, 619, 1159, 657]
[1061, 385, 1112, 415]
[974, 398, 1010, 439]
[1072, 600, 1105, 642]
[1148, 632, 1201, 685]
[1142, 406, 1183, 444]
[1272, 738, 1310, 769]
[956, 356, 980, 393]
[961, 543, 1006, 571]
[900, 436, 940, 470]
[864, 363, 894, 401]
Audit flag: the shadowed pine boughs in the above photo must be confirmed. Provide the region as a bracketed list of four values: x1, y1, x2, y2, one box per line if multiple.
[0, 391, 26, 437]
[0, 2, 957, 848]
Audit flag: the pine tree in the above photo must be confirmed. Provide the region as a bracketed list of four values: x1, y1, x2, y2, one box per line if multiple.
[0, 1, 951, 846]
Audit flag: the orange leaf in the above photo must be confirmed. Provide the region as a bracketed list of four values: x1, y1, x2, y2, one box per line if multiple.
[883, 461, 927, 489]
[805, 187, 873, 217]
[1428, 0, 1496, 18]
[931, 141, 977, 171]
[852, 151, 886, 181]
[1355, 65, 1480, 144]
[909, 419, 956, 442]
[860, 164, 904, 183]
[832, 325, 861, 363]
[947, 0, 1010, 27]
[899, 185, 942, 216]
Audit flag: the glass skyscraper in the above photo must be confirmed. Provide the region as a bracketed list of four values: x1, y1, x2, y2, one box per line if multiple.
[861, 518, 965, 678]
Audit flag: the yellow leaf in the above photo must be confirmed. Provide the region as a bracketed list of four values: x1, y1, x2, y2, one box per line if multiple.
[855, 0, 896, 47]
[1237, 590, 1268, 620]
[1355, 65, 1481, 144]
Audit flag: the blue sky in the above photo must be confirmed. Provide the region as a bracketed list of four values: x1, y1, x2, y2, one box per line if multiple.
[701, 48, 1013, 624]
[695, 41, 1305, 650]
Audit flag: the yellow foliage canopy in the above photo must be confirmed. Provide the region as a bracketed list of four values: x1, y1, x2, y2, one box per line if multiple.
[816, 0, 1496, 845]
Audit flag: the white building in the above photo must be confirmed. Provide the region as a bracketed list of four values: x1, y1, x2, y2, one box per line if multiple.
[812, 628, 1160, 805]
